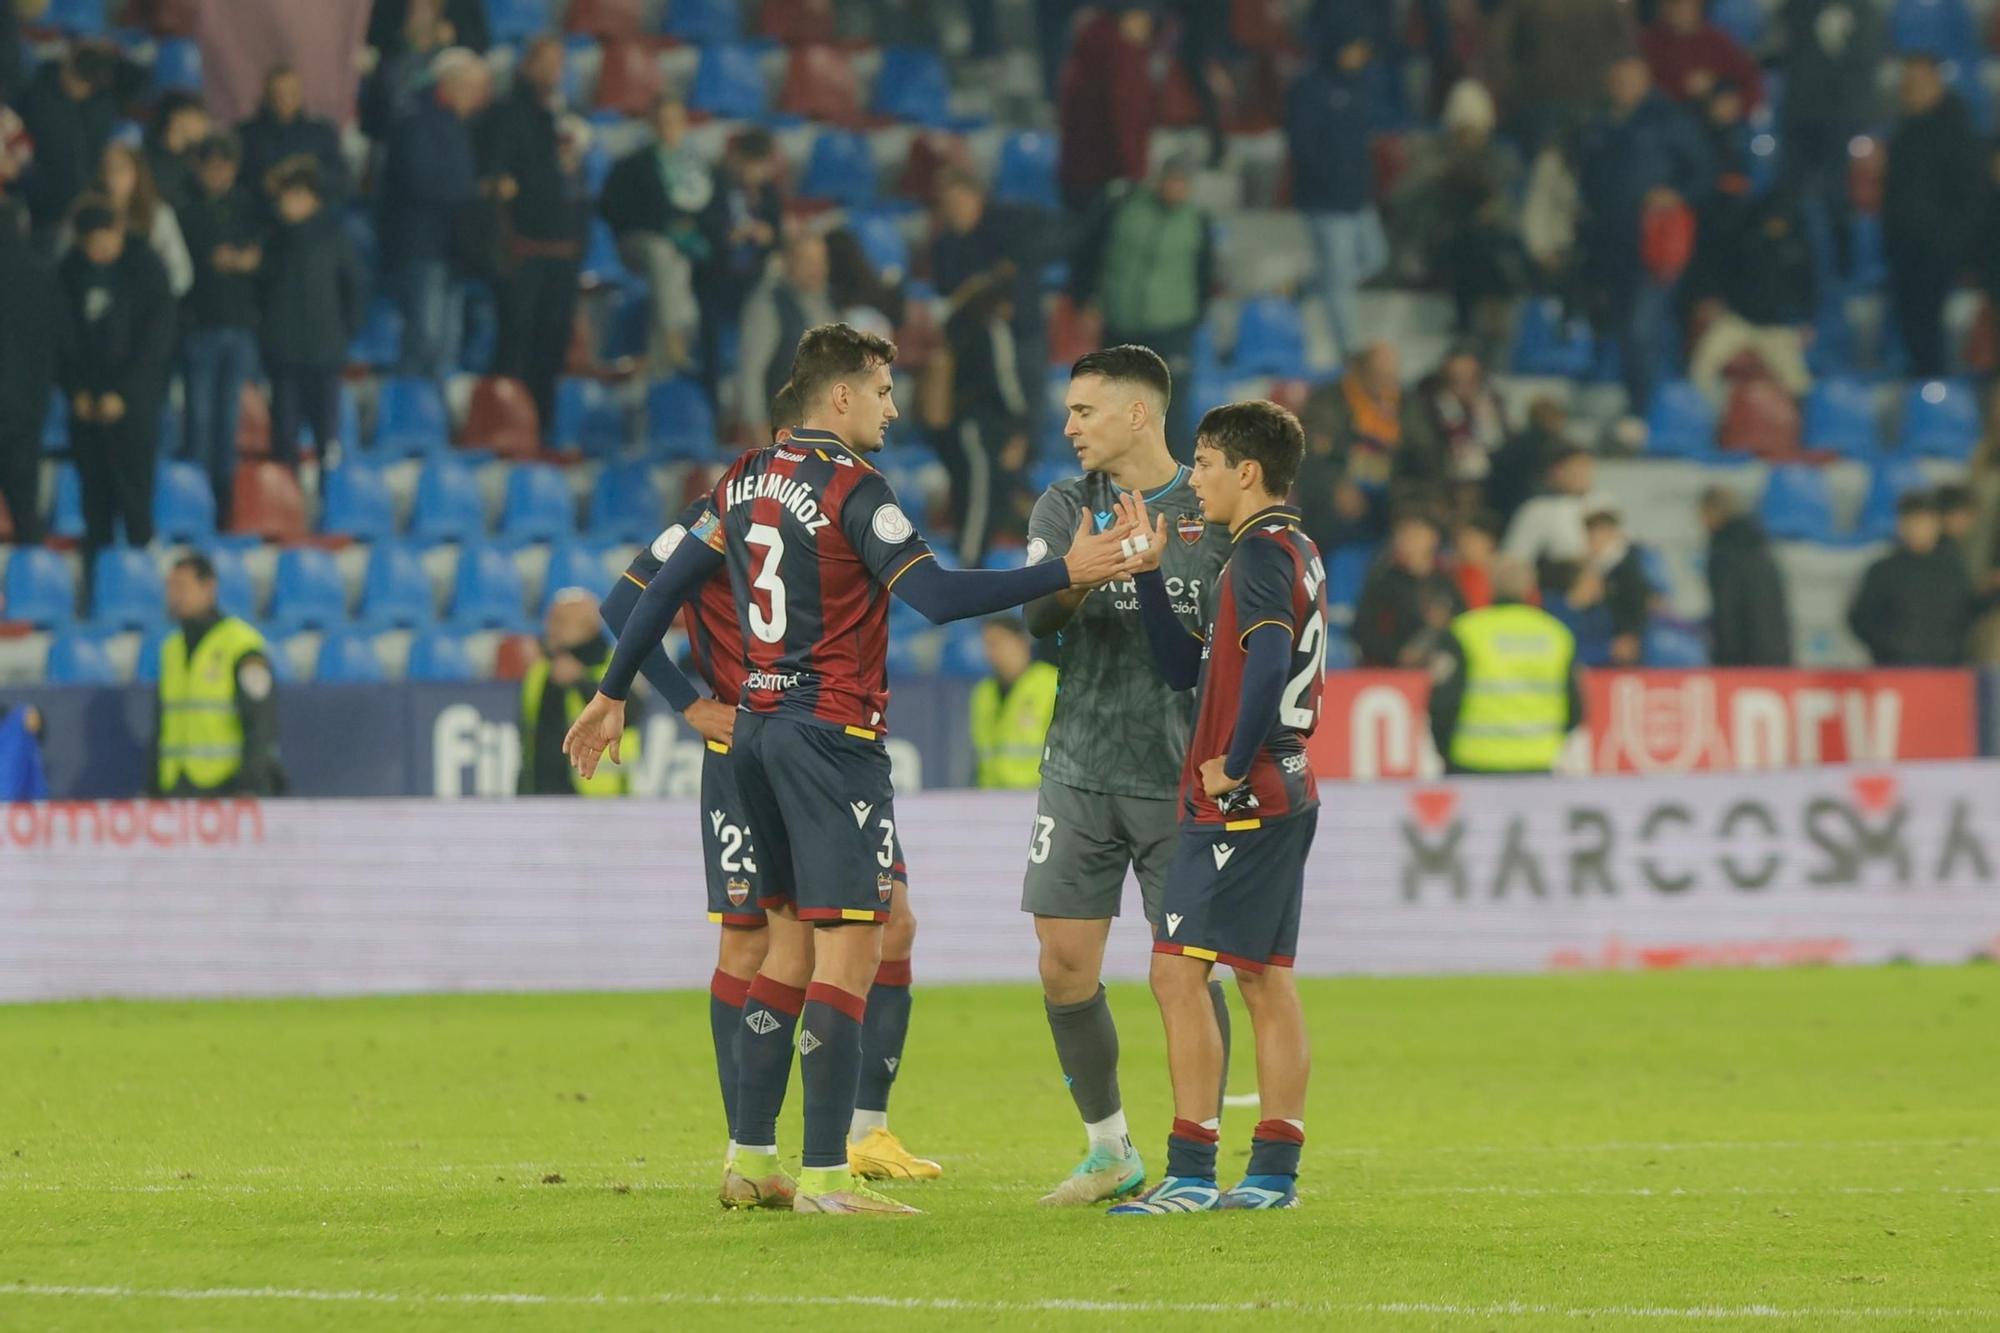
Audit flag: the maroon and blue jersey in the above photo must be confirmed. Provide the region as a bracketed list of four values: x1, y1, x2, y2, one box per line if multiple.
[625, 500, 748, 707]
[1182, 504, 1328, 826]
[694, 426, 934, 733]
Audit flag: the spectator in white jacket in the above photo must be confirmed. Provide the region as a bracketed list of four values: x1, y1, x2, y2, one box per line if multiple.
[1503, 445, 1612, 594]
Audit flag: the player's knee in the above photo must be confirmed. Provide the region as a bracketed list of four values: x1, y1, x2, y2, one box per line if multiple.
[882, 900, 916, 958]
[1037, 942, 1095, 1002]
[1148, 952, 1206, 1001]
[716, 924, 768, 977]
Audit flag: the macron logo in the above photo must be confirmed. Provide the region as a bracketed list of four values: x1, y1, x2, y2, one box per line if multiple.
[1165, 913, 1183, 936]
[710, 809, 727, 835]
[745, 1009, 781, 1035]
[851, 801, 873, 827]
[884, 1057, 899, 1074]
[1211, 844, 1236, 870]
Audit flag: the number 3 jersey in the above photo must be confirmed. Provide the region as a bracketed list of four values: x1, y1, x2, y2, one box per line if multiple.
[693, 426, 934, 733]
[1183, 505, 1328, 826]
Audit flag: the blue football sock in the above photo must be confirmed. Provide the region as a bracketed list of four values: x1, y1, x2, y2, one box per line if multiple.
[733, 974, 804, 1148]
[800, 983, 868, 1170]
[855, 959, 911, 1114]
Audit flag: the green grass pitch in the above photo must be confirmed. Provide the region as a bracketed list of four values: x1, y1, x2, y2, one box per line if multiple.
[2, 966, 1996, 1331]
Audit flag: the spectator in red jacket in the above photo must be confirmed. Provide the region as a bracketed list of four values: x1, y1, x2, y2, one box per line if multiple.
[1056, 5, 1157, 213]
[1641, 0, 1764, 112]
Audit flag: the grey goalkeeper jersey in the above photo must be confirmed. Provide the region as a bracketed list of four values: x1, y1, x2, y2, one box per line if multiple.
[1026, 466, 1232, 800]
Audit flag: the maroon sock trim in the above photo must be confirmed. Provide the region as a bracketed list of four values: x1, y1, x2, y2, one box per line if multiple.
[1171, 1117, 1220, 1145]
[874, 958, 912, 988]
[805, 981, 868, 1023]
[745, 974, 806, 1016]
[709, 970, 751, 1008]
[1253, 1118, 1305, 1145]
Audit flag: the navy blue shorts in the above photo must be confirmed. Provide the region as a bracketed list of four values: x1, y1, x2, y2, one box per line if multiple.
[731, 712, 903, 924]
[700, 741, 767, 926]
[1153, 806, 1317, 973]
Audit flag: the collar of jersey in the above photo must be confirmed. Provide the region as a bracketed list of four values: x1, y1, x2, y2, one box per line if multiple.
[1230, 504, 1302, 542]
[1141, 465, 1190, 502]
[785, 426, 874, 470]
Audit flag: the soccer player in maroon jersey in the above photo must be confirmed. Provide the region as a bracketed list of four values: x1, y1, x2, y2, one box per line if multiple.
[565, 323, 1141, 1214]
[1107, 399, 1327, 1215]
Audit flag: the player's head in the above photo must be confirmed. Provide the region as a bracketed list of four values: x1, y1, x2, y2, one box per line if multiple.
[1065, 345, 1171, 473]
[769, 380, 803, 441]
[789, 321, 899, 450]
[1188, 400, 1304, 527]
[166, 553, 219, 622]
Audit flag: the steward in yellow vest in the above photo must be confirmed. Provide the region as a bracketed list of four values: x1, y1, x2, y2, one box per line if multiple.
[519, 590, 641, 796]
[1427, 558, 1582, 775]
[155, 554, 281, 796]
[969, 615, 1058, 789]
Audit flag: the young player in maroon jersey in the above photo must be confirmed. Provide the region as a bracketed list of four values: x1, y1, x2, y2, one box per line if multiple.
[1108, 399, 1327, 1215]
[566, 323, 1142, 1215]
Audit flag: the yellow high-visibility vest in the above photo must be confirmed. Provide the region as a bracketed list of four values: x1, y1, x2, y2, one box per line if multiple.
[520, 656, 637, 796]
[157, 617, 267, 792]
[970, 660, 1058, 789]
[1447, 602, 1575, 773]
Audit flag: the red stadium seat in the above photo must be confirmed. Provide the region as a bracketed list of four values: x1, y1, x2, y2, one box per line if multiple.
[894, 294, 944, 371]
[1231, 0, 1298, 54]
[493, 633, 543, 681]
[1265, 378, 1311, 417]
[0, 490, 14, 543]
[1369, 132, 1409, 200]
[1158, 59, 1207, 129]
[1848, 135, 1883, 214]
[235, 380, 271, 457]
[230, 462, 309, 543]
[1964, 297, 1997, 374]
[759, 0, 837, 45]
[1718, 377, 1803, 462]
[1046, 295, 1103, 368]
[895, 131, 971, 208]
[680, 461, 727, 508]
[595, 38, 664, 116]
[567, 0, 643, 40]
[779, 44, 865, 127]
[460, 376, 543, 459]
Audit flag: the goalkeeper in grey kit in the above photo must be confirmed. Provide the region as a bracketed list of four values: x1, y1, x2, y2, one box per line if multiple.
[1020, 346, 1235, 1206]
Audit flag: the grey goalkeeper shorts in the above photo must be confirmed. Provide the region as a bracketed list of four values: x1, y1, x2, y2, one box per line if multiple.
[1019, 778, 1180, 926]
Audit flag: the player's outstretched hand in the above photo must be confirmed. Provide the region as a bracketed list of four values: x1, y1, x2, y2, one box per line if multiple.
[1198, 755, 1243, 798]
[1111, 491, 1169, 575]
[684, 697, 735, 748]
[562, 692, 626, 780]
[1060, 510, 1143, 587]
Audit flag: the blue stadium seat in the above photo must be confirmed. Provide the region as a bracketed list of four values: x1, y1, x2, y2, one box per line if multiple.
[449, 543, 529, 630]
[588, 459, 664, 542]
[601, 284, 652, 362]
[3, 548, 76, 627]
[543, 544, 608, 610]
[151, 37, 202, 92]
[1855, 457, 1932, 543]
[1643, 379, 1718, 458]
[347, 296, 404, 369]
[43, 0, 106, 34]
[372, 376, 450, 457]
[499, 462, 577, 543]
[799, 131, 877, 208]
[644, 377, 717, 460]
[1510, 296, 1595, 378]
[938, 621, 988, 677]
[1900, 378, 1978, 460]
[153, 461, 216, 542]
[205, 547, 258, 620]
[993, 131, 1058, 210]
[406, 630, 476, 682]
[688, 42, 766, 120]
[1643, 623, 1711, 668]
[871, 46, 952, 127]
[267, 547, 349, 634]
[45, 632, 119, 685]
[315, 630, 386, 683]
[50, 464, 84, 540]
[1232, 297, 1308, 378]
[1325, 543, 1377, 621]
[663, 0, 739, 44]
[411, 458, 488, 542]
[320, 461, 398, 542]
[582, 138, 612, 198]
[461, 281, 498, 374]
[1709, 0, 1765, 47]
[42, 386, 68, 452]
[90, 548, 163, 630]
[581, 216, 634, 288]
[358, 544, 437, 629]
[848, 210, 910, 282]
[1891, 0, 1977, 60]
[1801, 376, 1880, 457]
[1323, 628, 1357, 671]
[485, 0, 550, 45]
[340, 206, 378, 276]
[553, 378, 628, 456]
[1848, 213, 1886, 290]
[1759, 464, 1842, 543]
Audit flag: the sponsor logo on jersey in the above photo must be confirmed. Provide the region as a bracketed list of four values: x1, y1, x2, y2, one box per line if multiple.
[1177, 517, 1206, 544]
[775, 448, 810, 463]
[871, 503, 915, 544]
[651, 524, 688, 562]
[877, 870, 894, 902]
[746, 670, 802, 691]
[1282, 752, 1309, 774]
[1211, 843, 1236, 870]
[726, 877, 751, 906]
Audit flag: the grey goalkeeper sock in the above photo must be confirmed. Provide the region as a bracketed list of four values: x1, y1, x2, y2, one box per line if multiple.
[1045, 984, 1122, 1124]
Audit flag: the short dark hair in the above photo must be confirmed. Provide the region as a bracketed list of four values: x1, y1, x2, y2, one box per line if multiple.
[153, 90, 205, 132]
[172, 553, 217, 583]
[733, 128, 776, 161]
[1584, 507, 1622, 532]
[194, 131, 241, 163]
[1389, 505, 1440, 536]
[72, 196, 118, 235]
[1897, 490, 1940, 517]
[1460, 508, 1505, 542]
[983, 613, 1027, 636]
[769, 380, 802, 435]
[270, 154, 324, 198]
[1070, 344, 1172, 410]
[1549, 445, 1591, 472]
[1194, 400, 1305, 498]
[788, 322, 897, 413]
[1934, 483, 1973, 512]
[66, 44, 115, 90]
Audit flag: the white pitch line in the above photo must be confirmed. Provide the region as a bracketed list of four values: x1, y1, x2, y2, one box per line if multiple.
[2, 1283, 1993, 1323]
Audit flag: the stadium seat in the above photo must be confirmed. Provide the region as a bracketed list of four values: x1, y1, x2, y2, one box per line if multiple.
[589, 460, 664, 542]
[644, 377, 718, 459]
[347, 295, 404, 368]
[153, 460, 216, 541]
[543, 544, 609, 609]
[849, 210, 910, 283]
[1643, 379, 1718, 458]
[799, 130, 877, 208]
[594, 38, 664, 117]
[2, 548, 76, 628]
[461, 375, 544, 459]
[1801, 376, 1881, 457]
[45, 632, 119, 685]
[267, 548, 349, 634]
[872, 46, 952, 127]
[41, 386, 68, 453]
[1758, 464, 1842, 543]
[1708, 0, 1765, 47]
[206, 547, 257, 619]
[358, 544, 438, 629]
[780, 45, 864, 126]
[1855, 457, 1932, 543]
[566, 0, 642, 40]
[42, 0, 107, 34]
[499, 463, 577, 543]
[1510, 296, 1595, 378]
[1643, 623, 1711, 668]
[758, 0, 835, 45]
[581, 215, 635, 290]
[90, 548, 163, 630]
[1717, 377, 1801, 461]
[44, 464, 80, 541]
[1232, 297, 1308, 378]
[485, 0, 549, 44]
[406, 630, 476, 682]
[493, 631, 543, 680]
[1891, 0, 1977, 59]
[315, 630, 386, 683]
[449, 543, 529, 630]
[320, 461, 398, 542]
[373, 376, 450, 457]
[552, 377, 628, 456]
[461, 281, 498, 373]
[1325, 543, 1376, 622]
[663, 0, 739, 43]
[688, 42, 766, 121]
[1899, 378, 1979, 459]
[230, 462, 309, 542]
[411, 458, 488, 543]
[150, 36, 202, 92]
[992, 131, 1058, 210]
